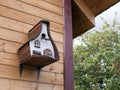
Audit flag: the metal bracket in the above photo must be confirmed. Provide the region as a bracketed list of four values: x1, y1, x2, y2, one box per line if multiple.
[19, 64, 23, 77]
[37, 67, 43, 80]
[19, 64, 43, 79]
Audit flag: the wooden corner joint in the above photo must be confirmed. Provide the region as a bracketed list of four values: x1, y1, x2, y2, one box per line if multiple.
[74, 0, 95, 25]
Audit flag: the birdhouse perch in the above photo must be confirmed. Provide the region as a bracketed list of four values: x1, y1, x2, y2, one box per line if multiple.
[18, 20, 59, 78]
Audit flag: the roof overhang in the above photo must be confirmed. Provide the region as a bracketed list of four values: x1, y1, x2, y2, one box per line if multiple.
[72, 0, 119, 38]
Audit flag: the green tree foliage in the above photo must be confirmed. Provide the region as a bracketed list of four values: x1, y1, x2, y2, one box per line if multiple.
[74, 15, 120, 90]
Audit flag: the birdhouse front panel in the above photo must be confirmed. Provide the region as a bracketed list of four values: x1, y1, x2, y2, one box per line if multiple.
[0, 0, 64, 90]
[29, 22, 55, 59]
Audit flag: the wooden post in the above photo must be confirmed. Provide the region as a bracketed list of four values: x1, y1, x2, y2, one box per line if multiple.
[63, 0, 74, 90]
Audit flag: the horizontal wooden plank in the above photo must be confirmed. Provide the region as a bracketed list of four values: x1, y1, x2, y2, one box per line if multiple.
[0, 38, 63, 54]
[42, 62, 63, 74]
[44, 0, 63, 7]
[50, 31, 63, 43]
[0, 27, 63, 44]
[0, 5, 63, 33]
[0, 28, 28, 44]
[19, 0, 62, 15]
[0, 52, 63, 67]
[58, 53, 63, 63]
[39, 69, 63, 85]
[0, 16, 32, 33]
[0, 52, 19, 66]
[0, 0, 63, 24]
[0, 78, 63, 90]
[0, 39, 21, 54]
[37, 84, 63, 90]
[55, 42, 63, 53]
[0, 64, 63, 85]
[53, 85, 64, 90]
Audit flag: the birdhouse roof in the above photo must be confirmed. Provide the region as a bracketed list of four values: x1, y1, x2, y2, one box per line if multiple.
[18, 20, 49, 50]
[28, 20, 49, 41]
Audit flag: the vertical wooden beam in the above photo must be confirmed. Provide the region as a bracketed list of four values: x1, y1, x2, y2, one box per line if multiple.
[63, 0, 74, 90]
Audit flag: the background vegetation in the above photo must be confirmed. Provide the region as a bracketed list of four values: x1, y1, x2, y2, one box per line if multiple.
[74, 15, 120, 90]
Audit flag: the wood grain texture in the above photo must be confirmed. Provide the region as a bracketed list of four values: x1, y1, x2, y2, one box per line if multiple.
[18, 0, 62, 15]
[0, 39, 21, 54]
[0, 5, 63, 33]
[64, 0, 74, 90]
[0, 27, 28, 43]
[74, 0, 95, 25]
[0, 52, 19, 66]
[85, 0, 119, 16]
[0, 16, 32, 33]
[0, 17, 63, 43]
[0, 64, 63, 85]
[18, 43, 30, 63]
[73, 19, 95, 37]
[0, 0, 64, 89]
[44, 0, 63, 7]
[42, 62, 63, 73]
[0, 0, 63, 24]
[0, 78, 63, 90]
[72, 0, 95, 38]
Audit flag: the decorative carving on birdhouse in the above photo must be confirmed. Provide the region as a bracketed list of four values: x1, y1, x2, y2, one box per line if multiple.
[18, 20, 59, 78]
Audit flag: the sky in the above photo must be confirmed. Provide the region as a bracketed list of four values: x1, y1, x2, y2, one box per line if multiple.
[73, 2, 120, 46]
[95, 1, 120, 28]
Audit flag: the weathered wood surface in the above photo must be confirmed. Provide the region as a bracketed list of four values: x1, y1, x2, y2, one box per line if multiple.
[0, 0, 64, 89]
[72, 0, 95, 38]
[44, 0, 63, 7]
[74, 0, 95, 25]
[0, 0, 63, 24]
[18, 0, 63, 15]
[0, 64, 63, 85]
[0, 5, 63, 33]
[83, 0, 119, 15]
[0, 78, 63, 90]
[0, 16, 63, 43]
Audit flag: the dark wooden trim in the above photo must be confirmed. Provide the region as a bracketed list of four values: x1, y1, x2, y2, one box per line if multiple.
[63, 0, 74, 90]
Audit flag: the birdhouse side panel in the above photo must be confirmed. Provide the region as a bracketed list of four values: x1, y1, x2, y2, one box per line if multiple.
[18, 43, 31, 63]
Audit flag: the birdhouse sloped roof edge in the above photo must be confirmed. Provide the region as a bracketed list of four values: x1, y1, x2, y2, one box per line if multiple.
[28, 20, 50, 41]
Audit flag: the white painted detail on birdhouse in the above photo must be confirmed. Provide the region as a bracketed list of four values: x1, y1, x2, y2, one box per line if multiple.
[29, 23, 55, 59]
[34, 40, 40, 48]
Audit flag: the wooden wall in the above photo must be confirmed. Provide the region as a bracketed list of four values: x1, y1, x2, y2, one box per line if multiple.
[0, 0, 64, 90]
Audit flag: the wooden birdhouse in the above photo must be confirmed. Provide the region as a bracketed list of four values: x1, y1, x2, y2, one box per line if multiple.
[18, 20, 59, 72]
